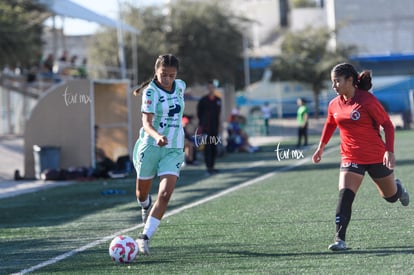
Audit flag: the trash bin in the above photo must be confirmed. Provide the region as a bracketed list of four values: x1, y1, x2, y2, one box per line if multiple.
[33, 145, 61, 180]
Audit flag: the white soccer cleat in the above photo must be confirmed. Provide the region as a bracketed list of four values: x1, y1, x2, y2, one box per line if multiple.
[328, 239, 348, 251]
[136, 234, 150, 255]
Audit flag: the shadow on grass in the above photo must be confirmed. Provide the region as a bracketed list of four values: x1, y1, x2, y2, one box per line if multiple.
[0, 142, 336, 230]
[284, 150, 414, 173]
[0, 145, 284, 229]
[129, 242, 414, 270]
[347, 247, 414, 255]
[396, 158, 414, 167]
[0, 140, 351, 231]
[224, 245, 414, 258]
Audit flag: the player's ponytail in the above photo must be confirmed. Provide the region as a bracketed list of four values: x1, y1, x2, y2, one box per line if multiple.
[332, 63, 372, 91]
[357, 70, 372, 91]
[132, 76, 155, 96]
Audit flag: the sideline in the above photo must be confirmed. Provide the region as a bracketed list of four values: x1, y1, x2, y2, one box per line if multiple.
[13, 146, 337, 275]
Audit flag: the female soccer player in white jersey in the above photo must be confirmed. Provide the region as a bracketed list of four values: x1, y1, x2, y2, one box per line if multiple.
[132, 54, 185, 255]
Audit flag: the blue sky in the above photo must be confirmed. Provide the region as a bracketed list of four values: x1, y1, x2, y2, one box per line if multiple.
[45, 0, 165, 35]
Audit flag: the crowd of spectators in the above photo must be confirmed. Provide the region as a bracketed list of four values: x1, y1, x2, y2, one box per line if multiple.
[2, 50, 88, 87]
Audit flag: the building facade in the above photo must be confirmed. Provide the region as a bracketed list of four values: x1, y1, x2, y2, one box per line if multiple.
[326, 0, 414, 55]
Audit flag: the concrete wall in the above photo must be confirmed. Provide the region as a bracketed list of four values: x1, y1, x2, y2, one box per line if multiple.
[24, 79, 92, 178]
[327, 0, 414, 55]
[24, 79, 134, 179]
[290, 7, 326, 31]
[229, 0, 281, 47]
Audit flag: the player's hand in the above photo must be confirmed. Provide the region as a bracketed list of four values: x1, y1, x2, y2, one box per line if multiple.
[312, 149, 323, 163]
[383, 151, 395, 169]
[156, 135, 168, 147]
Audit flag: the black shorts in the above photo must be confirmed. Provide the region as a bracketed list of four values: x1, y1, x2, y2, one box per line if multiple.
[340, 162, 393, 178]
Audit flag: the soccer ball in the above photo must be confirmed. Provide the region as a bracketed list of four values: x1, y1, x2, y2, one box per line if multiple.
[109, 235, 138, 263]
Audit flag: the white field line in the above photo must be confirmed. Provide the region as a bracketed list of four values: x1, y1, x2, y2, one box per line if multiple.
[13, 146, 337, 275]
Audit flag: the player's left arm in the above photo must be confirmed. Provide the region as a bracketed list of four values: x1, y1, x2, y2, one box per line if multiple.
[367, 98, 395, 168]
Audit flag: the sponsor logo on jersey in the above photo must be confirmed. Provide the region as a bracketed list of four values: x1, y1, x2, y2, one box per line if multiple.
[168, 104, 181, 117]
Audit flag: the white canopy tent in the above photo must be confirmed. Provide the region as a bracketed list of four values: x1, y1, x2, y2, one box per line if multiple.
[37, 0, 139, 81]
[38, 0, 139, 34]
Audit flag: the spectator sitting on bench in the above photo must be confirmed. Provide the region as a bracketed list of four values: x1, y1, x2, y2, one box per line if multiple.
[226, 114, 259, 153]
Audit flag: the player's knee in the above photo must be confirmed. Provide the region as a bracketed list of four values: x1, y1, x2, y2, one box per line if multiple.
[336, 188, 355, 215]
[159, 190, 173, 202]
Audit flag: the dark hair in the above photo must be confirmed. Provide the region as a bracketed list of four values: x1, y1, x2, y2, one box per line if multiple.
[298, 97, 307, 104]
[331, 63, 372, 91]
[133, 54, 180, 96]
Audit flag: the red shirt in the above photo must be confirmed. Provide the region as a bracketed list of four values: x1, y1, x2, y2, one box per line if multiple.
[321, 89, 394, 164]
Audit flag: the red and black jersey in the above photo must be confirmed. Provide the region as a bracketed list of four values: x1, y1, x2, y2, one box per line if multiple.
[320, 89, 394, 164]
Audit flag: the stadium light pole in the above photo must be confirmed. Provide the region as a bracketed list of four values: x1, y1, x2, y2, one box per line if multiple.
[117, 0, 127, 79]
[243, 32, 250, 89]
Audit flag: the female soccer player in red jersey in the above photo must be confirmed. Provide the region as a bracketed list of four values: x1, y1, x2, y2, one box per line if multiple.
[312, 63, 410, 251]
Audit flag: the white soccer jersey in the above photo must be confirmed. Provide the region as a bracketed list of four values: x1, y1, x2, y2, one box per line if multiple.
[139, 79, 186, 148]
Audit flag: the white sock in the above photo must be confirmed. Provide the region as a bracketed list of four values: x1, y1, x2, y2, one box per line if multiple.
[142, 216, 160, 239]
[137, 196, 150, 209]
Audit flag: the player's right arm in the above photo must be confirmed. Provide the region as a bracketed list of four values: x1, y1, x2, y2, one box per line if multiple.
[142, 112, 168, 146]
[312, 142, 326, 163]
[313, 102, 337, 164]
[141, 87, 168, 146]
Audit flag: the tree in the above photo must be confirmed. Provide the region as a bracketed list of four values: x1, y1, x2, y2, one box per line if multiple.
[89, 1, 244, 88]
[0, 0, 48, 69]
[166, 0, 243, 86]
[122, 5, 173, 82]
[291, 0, 319, 8]
[270, 27, 356, 117]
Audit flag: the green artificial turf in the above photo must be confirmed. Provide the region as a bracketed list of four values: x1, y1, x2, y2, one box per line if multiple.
[1, 131, 413, 274]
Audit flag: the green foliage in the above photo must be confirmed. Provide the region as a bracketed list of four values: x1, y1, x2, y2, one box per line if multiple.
[270, 27, 356, 116]
[0, 0, 48, 68]
[122, 5, 172, 81]
[290, 0, 318, 8]
[167, 0, 243, 85]
[88, 28, 120, 78]
[89, 1, 244, 87]
[271, 27, 354, 89]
